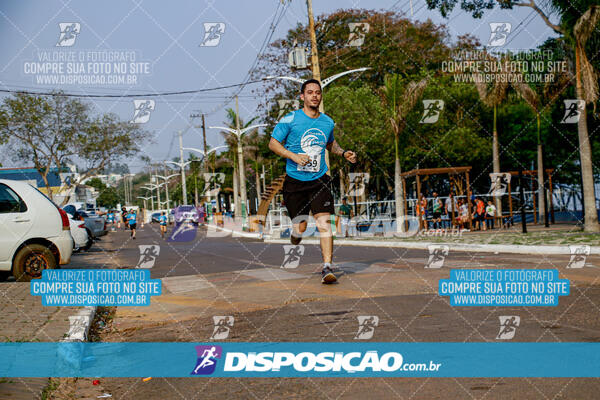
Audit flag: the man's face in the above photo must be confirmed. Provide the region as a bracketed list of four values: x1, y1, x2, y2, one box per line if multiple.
[301, 83, 322, 108]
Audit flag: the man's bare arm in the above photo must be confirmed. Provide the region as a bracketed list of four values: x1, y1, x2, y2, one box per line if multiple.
[326, 139, 344, 156]
[327, 139, 357, 163]
[268, 137, 309, 165]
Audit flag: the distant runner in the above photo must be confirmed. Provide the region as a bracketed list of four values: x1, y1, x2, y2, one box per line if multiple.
[127, 209, 137, 239]
[159, 211, 168, 239]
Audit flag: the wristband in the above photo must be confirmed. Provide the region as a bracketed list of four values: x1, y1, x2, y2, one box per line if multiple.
[342, 150, 349, 158]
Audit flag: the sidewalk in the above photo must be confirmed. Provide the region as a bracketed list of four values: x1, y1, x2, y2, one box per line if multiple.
[265, 237, 600, 255]
[0, 282, 85, 399]
[0, 232, 122, 399]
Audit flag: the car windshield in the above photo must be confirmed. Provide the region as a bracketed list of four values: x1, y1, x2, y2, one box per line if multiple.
[178, 206, 194, 212]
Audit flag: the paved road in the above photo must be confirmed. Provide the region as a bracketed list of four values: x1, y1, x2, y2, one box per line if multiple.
[60, 225, 600, 399]
[78, 223, 598, 278]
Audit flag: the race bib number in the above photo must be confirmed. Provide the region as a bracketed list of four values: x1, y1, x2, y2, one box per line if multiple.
[297, 153, 320, 172]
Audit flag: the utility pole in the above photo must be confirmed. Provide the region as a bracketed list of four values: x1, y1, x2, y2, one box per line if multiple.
[306, 0, 331, 173]
[178, 130, 188, 205]
[235, 95, 247, 220]
[164, 163, 170, 210]
[152, 168, 161, 211]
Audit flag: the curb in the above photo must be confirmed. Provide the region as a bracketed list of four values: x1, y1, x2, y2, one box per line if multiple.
[263, 238, 600, 255]
[61, 306, 96, 342]
[206, 224, 263, 239]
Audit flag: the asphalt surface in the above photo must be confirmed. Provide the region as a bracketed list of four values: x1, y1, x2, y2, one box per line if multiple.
[64, 224, 600, 399]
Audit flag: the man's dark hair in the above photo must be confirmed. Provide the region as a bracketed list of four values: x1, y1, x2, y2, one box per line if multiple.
[301, 79, 322, 94]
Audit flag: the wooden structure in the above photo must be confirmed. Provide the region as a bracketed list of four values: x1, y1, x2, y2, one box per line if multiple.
[253, 174, 287, 230]
[505, 169, 554, 224]
[401, 167, 473, 230]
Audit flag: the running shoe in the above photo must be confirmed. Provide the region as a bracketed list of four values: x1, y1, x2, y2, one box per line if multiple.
[321, 266, 337, 284]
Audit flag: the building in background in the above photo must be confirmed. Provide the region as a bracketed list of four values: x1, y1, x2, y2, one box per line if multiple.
[0, 166, 97, 207]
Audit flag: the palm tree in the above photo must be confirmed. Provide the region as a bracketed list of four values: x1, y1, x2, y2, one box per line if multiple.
[513, 66, 570, 223]
[517, 0, 599, 230]
[513, 81, 545, 221]
[245, 129, 264, 211]
[218, 108, 259, 216]
[567, 4, 600, 231]
[379, 74, 428, 232]
[473, 55, 513, 216]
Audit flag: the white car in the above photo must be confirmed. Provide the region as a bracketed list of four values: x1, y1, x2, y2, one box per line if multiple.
[69, 215, 91, 252]
[0, 179, 73, 281]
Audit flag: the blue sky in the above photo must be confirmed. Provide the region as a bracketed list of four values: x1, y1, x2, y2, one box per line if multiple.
[0, 0, 559, 172]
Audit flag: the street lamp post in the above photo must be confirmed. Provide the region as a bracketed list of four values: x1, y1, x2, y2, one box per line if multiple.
[182, 146, 227, 205]
[165, 160, 191, 206]
[140, 187, 154, 210]
[208, 124, 266, 224]
[141, 183, 164, 211]
[154, 172, 179, 211]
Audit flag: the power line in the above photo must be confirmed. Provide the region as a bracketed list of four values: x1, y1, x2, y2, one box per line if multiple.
[0, 79, 268, 98]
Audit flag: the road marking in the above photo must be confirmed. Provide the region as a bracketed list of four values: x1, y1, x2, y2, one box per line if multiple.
[162, 275, 214, 293]
[236, 268, 306, 281]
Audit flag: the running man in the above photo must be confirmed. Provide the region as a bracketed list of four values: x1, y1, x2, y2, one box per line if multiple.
[127, 209, 137, 239]
[159, 211, 168, 238]
[193, 346, 218, 374]
[268, 78, 357, 284]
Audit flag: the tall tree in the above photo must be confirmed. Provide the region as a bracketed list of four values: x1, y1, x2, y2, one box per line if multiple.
[425, 0, 599, 230]
[0, 93, 148, 202]
[379, 74, 428, 232]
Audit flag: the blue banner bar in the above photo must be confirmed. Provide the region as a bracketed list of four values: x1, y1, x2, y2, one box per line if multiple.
[0, 343, 599, 377]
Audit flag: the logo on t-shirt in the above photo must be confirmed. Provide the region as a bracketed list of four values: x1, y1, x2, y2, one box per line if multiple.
[300, 128, 327, 155]
[300, 128, 327, 154]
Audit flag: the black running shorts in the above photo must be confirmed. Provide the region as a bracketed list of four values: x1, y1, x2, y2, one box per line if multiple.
[282, 174, 335, 221]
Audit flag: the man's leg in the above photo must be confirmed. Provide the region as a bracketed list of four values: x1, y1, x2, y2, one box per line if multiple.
[314, 213, 332, 263]
[315, 212, 336, 283]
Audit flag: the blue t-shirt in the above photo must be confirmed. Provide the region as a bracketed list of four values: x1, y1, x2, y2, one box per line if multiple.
[271, 109, 335, 181]
[127, 213, 136, 225]
[159, 215, 167, 225]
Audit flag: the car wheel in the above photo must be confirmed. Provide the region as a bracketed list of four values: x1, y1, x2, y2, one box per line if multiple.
[12, 244, 57, 282]
[83, 234, 93, 251]
[0, 271, 10, 282]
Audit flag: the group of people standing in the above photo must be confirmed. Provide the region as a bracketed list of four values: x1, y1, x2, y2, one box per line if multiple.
[417, 192, 499, 231]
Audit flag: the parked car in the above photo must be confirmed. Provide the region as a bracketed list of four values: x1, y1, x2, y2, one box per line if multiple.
[173, 205, 199, 225]
[151, 212, 161, 223]
[68, 215, 91, 252]
[0, 179, 73, 281]
[63, 204, 108, 239]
